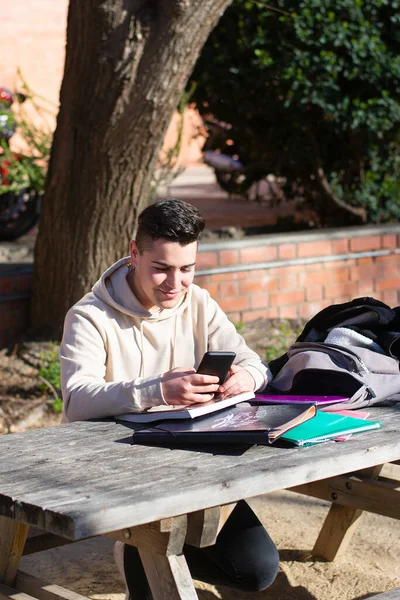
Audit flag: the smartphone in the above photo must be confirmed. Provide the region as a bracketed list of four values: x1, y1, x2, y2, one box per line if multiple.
[196, 351, 236, 385]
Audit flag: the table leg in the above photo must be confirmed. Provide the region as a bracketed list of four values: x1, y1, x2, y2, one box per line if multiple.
[139, 550, 198, 600]
[0, 515, 29, 586]
[311, 465, 384, 561]
[106, 506, 235, 600]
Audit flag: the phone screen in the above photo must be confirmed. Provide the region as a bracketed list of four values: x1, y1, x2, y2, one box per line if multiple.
[196, 351, 236, 385]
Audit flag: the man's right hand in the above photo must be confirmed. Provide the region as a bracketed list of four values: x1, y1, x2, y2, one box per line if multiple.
[161, 367, 220, 405]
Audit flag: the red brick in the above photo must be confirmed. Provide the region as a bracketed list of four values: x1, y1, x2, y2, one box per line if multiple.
[196, 251, 218, 269]
[240, 246, 277, 263]
[297, 240, 332, 258]
[14, 274, 33, 294]
[381, 262, 400, 277]
[200, 283, 219, 297]
[382, 290, 398, 306]
[376, 277, 400, 291]
[324, 282, 359, 299]
[219, 250, 239, 265]
[357, 257, 374, 265]
[270, 265, 300, 276]
[218, 296, 250, 313]
[324, 259, 356, 269]
[357, 281, 375, 296]
[212, 271, 248, 282]
[194, 275, 208, 286]
[350, 264, 381, 281]
[279, 305, 299, 319]
[278, 273, 297, 290]
[239, 277, 277, 294]
[331, 268, 350, 283]
[298, 270, 332, 286]
[269, 290, 305, 306]
[250, 294, 270, 309]
[332, 239, 349, 254]
[278, 244, 297, 259]
[242, 307, 279, 321]
[350, 235, 381, 252]
[306, 285, 324, 302]
[0, 277, 15, 295]
[379, 254, 399, 263]
[382, 234, 397, 249]
[219, 282, 239, 297]
[299, 301, 329, 319]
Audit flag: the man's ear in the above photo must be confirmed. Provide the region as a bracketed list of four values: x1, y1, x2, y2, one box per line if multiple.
[129, 240, 139, 266]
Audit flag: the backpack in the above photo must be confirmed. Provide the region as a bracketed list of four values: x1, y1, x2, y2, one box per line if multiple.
[267, 298, 400, 409]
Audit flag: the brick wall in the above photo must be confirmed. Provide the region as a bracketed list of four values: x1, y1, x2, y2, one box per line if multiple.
[0, 265, 32, 347]
[195, 224, 400, 323]
[0, 224, 399, 346]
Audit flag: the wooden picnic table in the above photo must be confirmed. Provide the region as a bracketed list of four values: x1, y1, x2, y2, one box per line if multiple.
[1, 405, 400, 600]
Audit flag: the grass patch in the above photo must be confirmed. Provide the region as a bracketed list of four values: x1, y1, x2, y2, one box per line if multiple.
[38, 343, 62, 413]
[264, 320, 303, 363]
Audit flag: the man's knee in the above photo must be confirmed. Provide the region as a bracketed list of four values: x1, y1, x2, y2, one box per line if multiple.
[237, 545, 280, 592]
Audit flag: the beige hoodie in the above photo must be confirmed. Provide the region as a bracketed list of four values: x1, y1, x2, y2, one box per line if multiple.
[60, 257, 271, 422]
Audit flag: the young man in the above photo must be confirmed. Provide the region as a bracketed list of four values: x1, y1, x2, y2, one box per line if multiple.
[60, 198, 279, 598]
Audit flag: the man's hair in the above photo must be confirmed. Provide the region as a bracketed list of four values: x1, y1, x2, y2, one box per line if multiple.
[135, 198, 205, 253]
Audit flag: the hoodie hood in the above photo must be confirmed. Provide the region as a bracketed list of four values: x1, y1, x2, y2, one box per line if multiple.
[91, 256, 191, 322]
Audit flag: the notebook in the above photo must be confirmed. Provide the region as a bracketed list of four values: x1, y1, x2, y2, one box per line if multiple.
[279, 410, 381, 447]
[254, 394, 349, 406]
[116, 391, 255, 423]
[130, 403, 317, 445]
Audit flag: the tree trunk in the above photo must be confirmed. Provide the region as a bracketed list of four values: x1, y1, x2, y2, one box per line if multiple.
[31, 0, 232, 338]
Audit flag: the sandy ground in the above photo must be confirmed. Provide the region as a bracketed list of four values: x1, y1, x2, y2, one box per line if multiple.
[21, 463, 400, 600]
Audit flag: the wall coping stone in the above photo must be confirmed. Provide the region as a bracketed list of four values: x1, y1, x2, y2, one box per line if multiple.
[199, 223, 400, 251]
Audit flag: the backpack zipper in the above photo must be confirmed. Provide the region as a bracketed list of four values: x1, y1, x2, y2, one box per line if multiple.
[289, 342, 370, 374]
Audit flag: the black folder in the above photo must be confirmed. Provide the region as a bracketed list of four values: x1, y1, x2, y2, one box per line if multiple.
[130, 403, 316, 446]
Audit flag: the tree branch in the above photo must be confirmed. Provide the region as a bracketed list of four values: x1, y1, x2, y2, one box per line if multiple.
[309, 131, 367, 222]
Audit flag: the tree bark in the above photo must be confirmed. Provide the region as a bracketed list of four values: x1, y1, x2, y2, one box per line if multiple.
[31, 0, 232, 338]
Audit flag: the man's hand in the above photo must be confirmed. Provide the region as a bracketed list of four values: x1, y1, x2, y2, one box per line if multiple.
[161, 367, 220, 405]
[217, 364, 256, 399]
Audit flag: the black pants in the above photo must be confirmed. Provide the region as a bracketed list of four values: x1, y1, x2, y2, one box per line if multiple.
[124, 500, 279, 598]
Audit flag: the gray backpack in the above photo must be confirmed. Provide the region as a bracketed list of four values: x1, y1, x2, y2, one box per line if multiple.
[267, 336, 400, 410]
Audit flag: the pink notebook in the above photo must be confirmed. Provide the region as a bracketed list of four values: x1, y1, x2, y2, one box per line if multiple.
[328, 409, 370, 441]
[254, 394, 349, 406]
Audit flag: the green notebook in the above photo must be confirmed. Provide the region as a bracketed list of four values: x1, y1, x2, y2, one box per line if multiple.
[280, 410, 381, 447]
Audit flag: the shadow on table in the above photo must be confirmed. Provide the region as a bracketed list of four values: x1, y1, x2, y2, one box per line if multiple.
[196, 570, 317, 599]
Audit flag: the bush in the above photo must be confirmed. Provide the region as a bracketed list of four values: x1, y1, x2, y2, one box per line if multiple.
[189, 0, 400, 226]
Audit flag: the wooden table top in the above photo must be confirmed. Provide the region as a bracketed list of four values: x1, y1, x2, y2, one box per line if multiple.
[0, 405, 399, 540]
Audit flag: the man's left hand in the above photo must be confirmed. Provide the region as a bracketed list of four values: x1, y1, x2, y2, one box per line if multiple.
[217, 364, 256, 399]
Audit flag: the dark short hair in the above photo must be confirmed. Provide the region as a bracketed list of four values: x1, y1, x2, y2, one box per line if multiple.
[135, 198, 205, 253]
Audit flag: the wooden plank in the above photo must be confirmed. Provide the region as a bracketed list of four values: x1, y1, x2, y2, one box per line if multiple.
[139, 550, 198, 600]
[312, 504, 364, 561]
[291, 465, 386, 561]
[291, 473, 400, 520]
[105, 515, 187, 556]
[0, 516, 29, 585]
[0, 407, 399, 539]
[14, 571, 90, 600]
[23, 532, 73, 556]
[0, 582, 36, 600]
[185, 503, 236, 548]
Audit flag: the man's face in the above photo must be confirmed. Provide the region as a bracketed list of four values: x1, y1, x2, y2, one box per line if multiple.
[129, 238, 197, 311]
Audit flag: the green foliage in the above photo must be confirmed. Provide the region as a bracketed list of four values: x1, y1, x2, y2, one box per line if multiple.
[264, 320, 303, 363]
[189, 0, 400, 225]
[233, 320, 244, 332]
[0, 73, 54, 196]
[38, 344, 62, 413]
